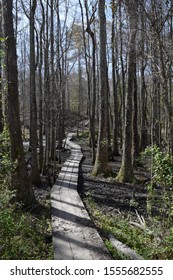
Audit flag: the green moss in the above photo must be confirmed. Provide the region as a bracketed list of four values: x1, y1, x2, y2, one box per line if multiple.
[92, 160, 113, 177]
[116, 164, 136, 183]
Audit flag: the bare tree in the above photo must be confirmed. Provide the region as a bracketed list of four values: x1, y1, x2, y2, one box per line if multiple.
[29, 0, 41, 184]
[38, 0, 45, 172]
[2, 0, 36, 205]
[93, 0, 111, 176]
[111, 0, 119, 156]
[116, 0, 138, 182]
[83, 0, 97, 164]
[0, 2, 3, 133]
[139, 0, 148, 151]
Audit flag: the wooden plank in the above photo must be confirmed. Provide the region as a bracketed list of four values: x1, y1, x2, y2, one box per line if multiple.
[51, 133, 112, 260]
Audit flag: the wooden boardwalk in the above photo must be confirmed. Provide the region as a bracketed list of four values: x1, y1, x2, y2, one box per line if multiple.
[51, 133, 112, 260]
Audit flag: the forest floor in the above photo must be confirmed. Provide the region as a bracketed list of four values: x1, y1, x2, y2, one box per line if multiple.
[76, 137, 173, 259]
[78, 137, 149, 221]
[30, 128, 173, 260]
[34, 137, 149, 218]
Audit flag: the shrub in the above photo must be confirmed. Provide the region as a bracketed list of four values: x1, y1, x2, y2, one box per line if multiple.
[143, 145, 173, 222]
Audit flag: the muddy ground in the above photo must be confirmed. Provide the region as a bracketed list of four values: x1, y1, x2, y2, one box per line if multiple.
[77, 138, 154, 220]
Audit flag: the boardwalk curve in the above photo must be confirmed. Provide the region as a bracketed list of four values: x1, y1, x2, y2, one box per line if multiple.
[51, 133, 111, 260]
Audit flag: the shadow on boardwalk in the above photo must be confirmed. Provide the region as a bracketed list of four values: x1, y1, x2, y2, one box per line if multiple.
[51, 133, 112, 260]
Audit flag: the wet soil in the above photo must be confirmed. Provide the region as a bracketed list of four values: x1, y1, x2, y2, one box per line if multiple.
[78, 138, 151, 220]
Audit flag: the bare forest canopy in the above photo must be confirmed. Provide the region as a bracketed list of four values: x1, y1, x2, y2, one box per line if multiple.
[0, 0, 173, 203]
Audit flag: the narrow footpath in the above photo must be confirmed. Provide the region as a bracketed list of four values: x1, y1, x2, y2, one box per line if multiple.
[51, 133, 112, 260]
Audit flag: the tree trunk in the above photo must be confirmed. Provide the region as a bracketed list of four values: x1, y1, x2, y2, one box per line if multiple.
[77, 50, 82, 137]
[2, 0, 36, 206]
[0, 3, 4, 133]
[139, 0, 148, 151]
[29, 0, 41, 184]
[56, 0, 63, 163]
[116, 0, 137, 183]
[50, 0, 56, 162]
[84, 0, 96, 164]
[132, 63, 139, 162]
[93, 0, 111, 176]
[111, 0, 119, 156]
[38, 0, 45, 172]
[43, 0, 51, 172]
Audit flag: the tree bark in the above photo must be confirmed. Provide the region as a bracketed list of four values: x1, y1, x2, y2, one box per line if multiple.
[2, 0, 36, 206]
[111, 0, 119, 156]
[84, 0, 96, 164]
[0, 2, 4, 133]
[132, 63, 139, 162]
[38, 0, 45, 172]
[50, 0, 56, 162]
[93, 0, 111, 176]
[43, 0, 51, 173]
[109, 234, 144, 260]
[116, 0, 137, 182]
[139, 0, 148, 151]
[29, 0, 41, 184]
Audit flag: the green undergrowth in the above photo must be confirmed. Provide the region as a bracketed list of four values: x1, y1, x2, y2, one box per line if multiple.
[0, 128, 53, 260]
[0, 186, 53, 260]
[77, 130, 90, 141]
[142, 145, 173, 220]
[84, 197, 173, 260]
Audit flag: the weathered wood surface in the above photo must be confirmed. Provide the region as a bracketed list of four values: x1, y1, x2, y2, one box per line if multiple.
[51, 133, 112, 260]
[108, 234, 144, 260]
